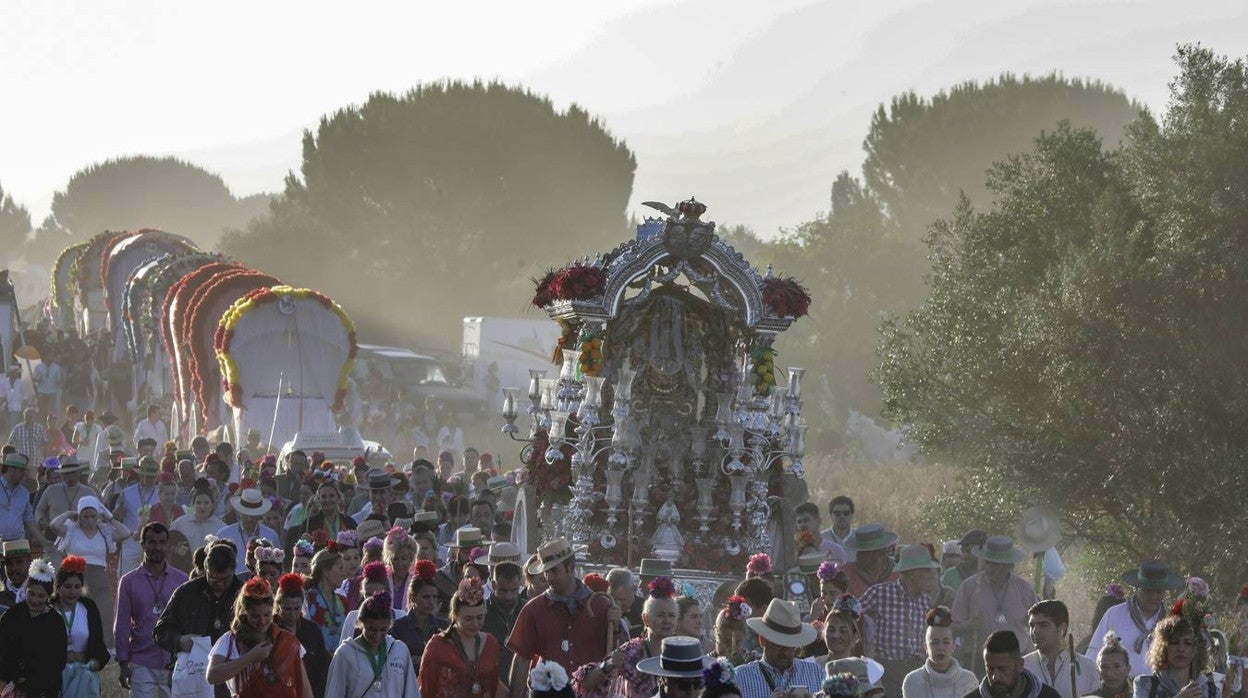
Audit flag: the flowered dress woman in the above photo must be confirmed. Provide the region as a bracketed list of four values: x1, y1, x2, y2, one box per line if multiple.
[419, 577, 503, 697]
[206, 577, 312, 698]
[572, 576, 679, 698]
[0, 559, 68, 697]
[304, 547, 352, 651]
[53, 555, 112, 698]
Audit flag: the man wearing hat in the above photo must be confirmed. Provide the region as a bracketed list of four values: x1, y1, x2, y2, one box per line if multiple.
[1084, 560, 1183, 677]
[636, 636, 712, 698]
[215, 488, 279, 574]
[841, 523, 900, 597]
[861, 544, 941, 697]
[115, 455, 162, 574]
[734, 599, 824, 696]
[351, 467, 402, 521]
[484, 560, 524, 693]
[951, 535, 1040, 670]
[942, 528, 988, 591]
[437, 526, 492, 602]
[506, 537, 613, 696]
[0, 453, 47, 550]
[0, 538, 32, 609]
[34, 456, 99, 544]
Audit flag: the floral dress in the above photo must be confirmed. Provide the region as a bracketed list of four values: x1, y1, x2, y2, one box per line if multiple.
[572, 637, 658, 698]
[304, 585, 351, 652]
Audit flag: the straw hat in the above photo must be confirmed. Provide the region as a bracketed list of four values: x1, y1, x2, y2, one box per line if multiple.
[2, 453, 29, 469]
[2, 539, 31, 559]
[1015, 506, 1061, 553]
[230, 488, 273, 517]
[527, 537, 578, 575]
[745, 599, 818, 647]
[452, 526, 492, 550]
[797, 551, 826, 575]
[487, 542, 522, 566]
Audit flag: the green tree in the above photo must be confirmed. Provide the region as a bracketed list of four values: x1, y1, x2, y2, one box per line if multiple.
[771, 76, 1141, 445]
[26, 156, 265, 269]
[0, 181, 32, 254]
[876, 46, 1248, 593]
[220, 80, 636, 347]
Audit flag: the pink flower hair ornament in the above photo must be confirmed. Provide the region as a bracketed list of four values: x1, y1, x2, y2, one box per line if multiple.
[456, 576, 485, 606]
[747, 552, 772, 576]
[255, 547, 285, 565]
[648, 576, 677, 599]
[336, 530, 359, 548]
[817, 561, 842, 582]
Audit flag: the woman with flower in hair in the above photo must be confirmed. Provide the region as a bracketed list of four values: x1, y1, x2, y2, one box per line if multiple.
[207, 577, 312, 698]
[820, 672, 863, 698]
[1088, 631, 1134, 698]
[336, 529, 362, 581]
[0, 558, 68, 697]
[809, 561, 850, 625]
[574, 576, 679, 697]
[363, 535, 386, 566]
[701, 657, 744, 698]
[391, 558, 448, 678]
[384, 526, 419, 613]
[273, 572, 330, 698]
[810, 594, 866, 667]
[902, 606, 977, 698]
[327, 590, 419, 697]
[745, 552, 774, 585]
[419, 577, 503, 696]
[339, 561, 407, 648]
[1134, 578, 1222, 698]
[304, 547, 352, 651]
[714, 595, 755, 666]
[285, 477, 356, 555]
[251, 542, 285, 588]
[292, 538, 314, 575]
[53, 555, 111, 697]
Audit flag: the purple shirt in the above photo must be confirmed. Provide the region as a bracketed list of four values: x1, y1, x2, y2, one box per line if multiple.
[115, 563, 189, 669]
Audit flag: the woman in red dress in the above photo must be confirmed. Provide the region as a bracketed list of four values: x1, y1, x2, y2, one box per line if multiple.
[419, 577, 503, 697]
[206, 577, 312, 698]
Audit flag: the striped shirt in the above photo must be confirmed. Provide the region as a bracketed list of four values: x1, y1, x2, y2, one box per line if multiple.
[735, 658, 824, 698]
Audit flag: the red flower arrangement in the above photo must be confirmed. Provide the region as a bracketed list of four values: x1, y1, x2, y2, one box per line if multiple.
[761, 276, 812, 318]
[583, 573, 610, 593]
[531, 264, 607, 307]
[648, 576, 677, 599]
[414, 559, 438, 582]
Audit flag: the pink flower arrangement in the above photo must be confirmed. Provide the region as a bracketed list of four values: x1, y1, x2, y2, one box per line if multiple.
[648, 576, 677, 599]
[747, 552, 773, 576]
[817, 561, 842, 582]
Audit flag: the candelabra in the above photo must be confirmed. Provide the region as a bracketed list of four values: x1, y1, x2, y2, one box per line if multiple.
[500, 346, 641, 556]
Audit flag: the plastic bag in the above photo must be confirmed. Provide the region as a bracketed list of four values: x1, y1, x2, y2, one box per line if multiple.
[171, 635, 214, 698]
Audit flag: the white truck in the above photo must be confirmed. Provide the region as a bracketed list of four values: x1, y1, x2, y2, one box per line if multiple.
[461, 316, 561, 403]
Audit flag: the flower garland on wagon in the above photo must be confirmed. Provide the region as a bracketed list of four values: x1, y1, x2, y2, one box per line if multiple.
[215, 285, 358, 409]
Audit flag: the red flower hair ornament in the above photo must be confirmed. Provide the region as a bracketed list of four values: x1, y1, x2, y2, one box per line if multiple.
[277, 573, 305, 596]
[243, 576, 273, 600]
[414, 559, 438, 582]
[648, 576, 677, 599]
[583, 573, 610, 594]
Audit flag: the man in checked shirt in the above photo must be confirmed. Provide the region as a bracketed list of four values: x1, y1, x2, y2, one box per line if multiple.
[861, 544, 941, 698]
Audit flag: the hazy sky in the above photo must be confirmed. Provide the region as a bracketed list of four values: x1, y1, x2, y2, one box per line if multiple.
[3, 0, 1247, 237]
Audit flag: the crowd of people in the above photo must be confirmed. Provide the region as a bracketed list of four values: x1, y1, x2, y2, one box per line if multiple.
[0, 388, 1243, 698]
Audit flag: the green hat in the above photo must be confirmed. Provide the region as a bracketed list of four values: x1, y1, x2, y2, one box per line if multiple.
[851, 523, 899, 552]
[894, 544, 942, 573]
[2, 539, 31, 558]
[2, 453, 29, 469]
[639, 558, 673, 578]
[797, 551, 825, 575]
[1121, 561, 1183, 591]
[979, 535, 1027, 565]
[135, 456, 160, 476]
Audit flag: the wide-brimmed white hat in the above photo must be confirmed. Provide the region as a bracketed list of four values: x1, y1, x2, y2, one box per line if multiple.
[230, 488, 273, 517]
[745, 599, 818, 647]
[488, 542, 522, 566]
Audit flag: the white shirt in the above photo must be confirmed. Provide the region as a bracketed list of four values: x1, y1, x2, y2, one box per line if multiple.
[58, 519, 115, 567]
[214, 522, 280, 574]
[1024, 648, 1099, 698]
[72, 421, 103, 469]
[1086, 600, 1163, 678]
[170, 513, 226, 551]
[2, 377, 26, 412]
[57, 601, 90, 654]
[133, 418, 168, 449]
